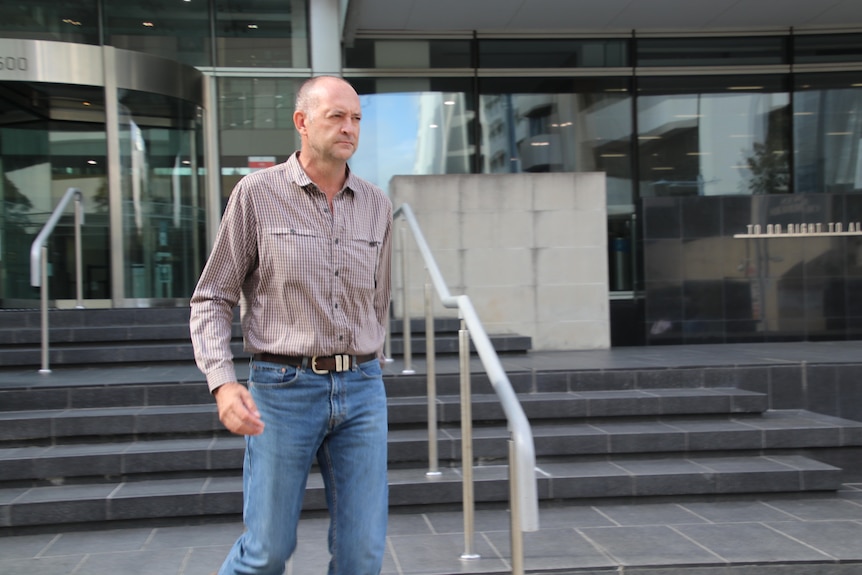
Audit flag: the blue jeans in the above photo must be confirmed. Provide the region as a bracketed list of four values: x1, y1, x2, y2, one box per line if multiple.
[218, 358, 389, 575]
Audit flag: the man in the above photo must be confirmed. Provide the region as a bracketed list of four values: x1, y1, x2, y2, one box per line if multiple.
[190, 75, 392, 575]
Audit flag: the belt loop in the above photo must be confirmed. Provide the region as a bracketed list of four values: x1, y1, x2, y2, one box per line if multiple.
[301, 357, 310, 371]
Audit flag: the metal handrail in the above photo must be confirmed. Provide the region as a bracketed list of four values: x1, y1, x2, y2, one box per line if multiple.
[393, 203, 539, 573]
[30, 187, 85, 374]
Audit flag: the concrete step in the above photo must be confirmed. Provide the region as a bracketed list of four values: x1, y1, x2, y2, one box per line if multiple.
[0, 334, 531, 367]
[0, 454, 842, 528]
[2, 410, 859, 482]
[0, 387, 768, 442]
[0, 309, 528, 367]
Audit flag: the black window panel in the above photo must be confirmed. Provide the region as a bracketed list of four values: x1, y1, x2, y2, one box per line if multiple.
[795, 33, 862, 64]
[479, 76, 631, 94]
[637, 75, 789, 95]
[478, 38, 629, 68]
[344, 39, 472, 68]
[637, 37, 788, 67]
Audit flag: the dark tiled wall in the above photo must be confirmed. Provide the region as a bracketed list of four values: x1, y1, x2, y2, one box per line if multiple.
[641, 194, 862, 345]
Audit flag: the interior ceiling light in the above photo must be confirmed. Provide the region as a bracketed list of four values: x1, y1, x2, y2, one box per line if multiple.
[87, 160, 97, 165]
[62, 19, 82, 26]
[248, 24, 259, 29]
[82, 101, 91, 107]
[143, 21, 154, 27]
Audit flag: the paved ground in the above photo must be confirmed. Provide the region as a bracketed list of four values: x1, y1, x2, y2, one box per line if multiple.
[3, 340, 862, 574]
[4, 487, 862, 574]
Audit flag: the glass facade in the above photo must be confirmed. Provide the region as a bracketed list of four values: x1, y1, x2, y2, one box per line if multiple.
[2, 6, 862, 346]
[636, 75, 790, 198]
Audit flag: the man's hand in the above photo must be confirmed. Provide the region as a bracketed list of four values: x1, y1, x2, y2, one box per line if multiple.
[213, 382, 265, 436]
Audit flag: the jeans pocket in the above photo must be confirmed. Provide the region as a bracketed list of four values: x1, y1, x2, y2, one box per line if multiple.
[248, 361, 301, 389]
[356, 358, 382, 380]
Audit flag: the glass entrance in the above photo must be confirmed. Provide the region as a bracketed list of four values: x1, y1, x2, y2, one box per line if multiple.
[117, 90, 205, 302]
[0, 82, 110, 307]
[0, 40, 207, 309]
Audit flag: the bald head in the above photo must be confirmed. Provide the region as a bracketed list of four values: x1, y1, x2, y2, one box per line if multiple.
[295, 76, 357, 123]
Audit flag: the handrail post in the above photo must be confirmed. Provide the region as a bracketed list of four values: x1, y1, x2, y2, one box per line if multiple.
[39, 247, 51, 374]
[74, 196, 84, 309]
[509, 437, 525, 575]
[399, 225, 415, 374]
[425, 276, 440, 477]
[30, 187, 86, 374]
[459, 318, 479, 561]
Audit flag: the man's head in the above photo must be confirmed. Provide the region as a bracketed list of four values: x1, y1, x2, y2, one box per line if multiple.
[294, 76, 362, 165]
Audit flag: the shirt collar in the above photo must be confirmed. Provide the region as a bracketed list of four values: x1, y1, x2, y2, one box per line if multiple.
[287, 151, 357, 197]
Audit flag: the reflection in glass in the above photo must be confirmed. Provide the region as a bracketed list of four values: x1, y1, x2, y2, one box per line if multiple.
[104, 0, 211, 67]
[117, 89, 205, 300]
[0, 1, 99, 44]
[637, 77, 790, 197]
[795, 74, 862, 194]
[217, 77, 302, 207]
[478, 89, 633, 207]
[349, 82, 474, 190]
[215, 0, 308, 68]
[0, 82, 109, 307]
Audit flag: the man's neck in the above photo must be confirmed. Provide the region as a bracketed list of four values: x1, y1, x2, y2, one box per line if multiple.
[297, 152, 347, 198]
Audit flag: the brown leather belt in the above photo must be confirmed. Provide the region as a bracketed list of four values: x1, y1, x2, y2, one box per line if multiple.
[252, 353, 377, 374]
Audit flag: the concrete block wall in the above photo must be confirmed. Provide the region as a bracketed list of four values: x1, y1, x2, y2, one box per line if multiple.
[389, 172, 610, 351]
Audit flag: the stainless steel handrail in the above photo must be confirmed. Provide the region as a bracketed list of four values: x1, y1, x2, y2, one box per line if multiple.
[393, 203, 539, 573]
[30, 187, 85, 374]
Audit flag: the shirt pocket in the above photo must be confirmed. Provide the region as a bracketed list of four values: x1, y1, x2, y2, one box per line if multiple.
[262, 227, 323, 279]
[343, 236, 383, 291]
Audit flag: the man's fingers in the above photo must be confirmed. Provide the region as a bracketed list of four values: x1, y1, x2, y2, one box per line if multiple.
[214, 383, 265, 436]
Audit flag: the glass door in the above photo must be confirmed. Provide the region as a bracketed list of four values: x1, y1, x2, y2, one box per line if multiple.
[0, 81, 110, 307]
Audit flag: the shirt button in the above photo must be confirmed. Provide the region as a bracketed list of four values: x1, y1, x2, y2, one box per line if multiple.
[334, 303, 339, 309]
[334, 238, 339, 244]
[334, 270, 339, 277]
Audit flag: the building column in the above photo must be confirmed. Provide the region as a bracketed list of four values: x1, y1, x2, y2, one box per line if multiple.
[309, 0, 343, 76]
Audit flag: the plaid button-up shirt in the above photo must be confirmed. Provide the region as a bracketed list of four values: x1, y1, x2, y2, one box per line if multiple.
[190, 152, 393, 392]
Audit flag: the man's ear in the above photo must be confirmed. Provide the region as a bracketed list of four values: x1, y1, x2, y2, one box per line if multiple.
[293, 110, 308, 134]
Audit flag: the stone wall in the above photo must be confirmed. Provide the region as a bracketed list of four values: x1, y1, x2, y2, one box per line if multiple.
[389, 172, 610, 351]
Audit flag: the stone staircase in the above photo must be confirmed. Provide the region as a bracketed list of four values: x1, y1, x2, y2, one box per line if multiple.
[0, 307, 532, 367]
[3, 356, 862, 529]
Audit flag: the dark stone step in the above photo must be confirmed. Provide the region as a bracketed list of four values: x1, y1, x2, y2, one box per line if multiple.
[2, 410, 858, 482]
[0, 333, 531, 367]
[0, 388, 768, 442]
[0, 454, 841, 528]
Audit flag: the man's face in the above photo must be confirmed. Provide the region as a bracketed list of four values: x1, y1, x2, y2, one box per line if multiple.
[297, 79, 362, 163]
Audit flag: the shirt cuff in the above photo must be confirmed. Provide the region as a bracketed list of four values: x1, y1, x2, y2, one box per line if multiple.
[206, 365, 240, 393]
